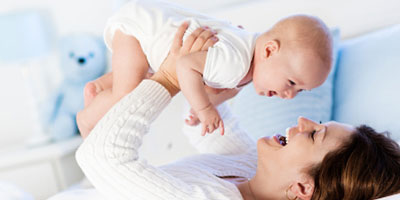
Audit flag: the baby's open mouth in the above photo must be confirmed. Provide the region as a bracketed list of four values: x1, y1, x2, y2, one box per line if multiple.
[267, 91, 277, 97]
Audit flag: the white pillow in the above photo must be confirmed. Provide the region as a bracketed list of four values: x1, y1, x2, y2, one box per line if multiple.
[0, 181, 33, 200]
[48, 189, 106, 200]
[376, 193, 400, 200]
[231, 29, 340, 140]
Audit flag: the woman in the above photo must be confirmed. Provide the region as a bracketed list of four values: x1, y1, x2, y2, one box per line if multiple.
[74, 24, 400, 200]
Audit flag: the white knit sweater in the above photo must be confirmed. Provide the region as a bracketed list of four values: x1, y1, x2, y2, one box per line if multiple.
[75, 80, 257, 200]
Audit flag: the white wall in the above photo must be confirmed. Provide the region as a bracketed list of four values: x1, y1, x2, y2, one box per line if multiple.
[0, 0, 252, 36]
[1, 0, 114, 36]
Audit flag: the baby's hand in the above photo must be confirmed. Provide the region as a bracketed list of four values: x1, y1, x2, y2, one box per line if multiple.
[185, 108, 201, 126]
[196, 104, 224, 136]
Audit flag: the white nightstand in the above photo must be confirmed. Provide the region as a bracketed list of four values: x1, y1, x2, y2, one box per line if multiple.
[0, 136, 84, 200]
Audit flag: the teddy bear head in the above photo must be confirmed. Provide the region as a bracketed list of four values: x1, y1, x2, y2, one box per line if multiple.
[60, 34, 107, 83]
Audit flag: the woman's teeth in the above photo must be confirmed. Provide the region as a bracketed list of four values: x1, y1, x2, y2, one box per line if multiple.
[285, 127, 290, 145]
[277, 128, 292, 146]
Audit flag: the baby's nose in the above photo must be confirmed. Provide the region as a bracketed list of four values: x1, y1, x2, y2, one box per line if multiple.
[283, 90, 295, 99]
[286, 88, 300, 99]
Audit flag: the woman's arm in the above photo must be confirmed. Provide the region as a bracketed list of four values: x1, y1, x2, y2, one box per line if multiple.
[76, 23, 221, 200]
[76, 81, 189, 199]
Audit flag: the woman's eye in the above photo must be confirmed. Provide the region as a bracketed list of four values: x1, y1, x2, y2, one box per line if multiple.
[310, 130, 316, 141]
[289, 80, 296, 86]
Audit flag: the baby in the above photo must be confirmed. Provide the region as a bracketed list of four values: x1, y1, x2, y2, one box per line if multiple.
[78, 0, 333, 137]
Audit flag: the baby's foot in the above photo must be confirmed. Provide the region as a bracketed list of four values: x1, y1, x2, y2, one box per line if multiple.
[84, 82, 101, 107]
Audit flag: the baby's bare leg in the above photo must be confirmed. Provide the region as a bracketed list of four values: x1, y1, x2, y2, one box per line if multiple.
[77, 89, 114, 138]
[77, 30, 149, 137]
[84, 72, 113, 107]
[84, 70, 154, 106]
[111, 31, 149, 98]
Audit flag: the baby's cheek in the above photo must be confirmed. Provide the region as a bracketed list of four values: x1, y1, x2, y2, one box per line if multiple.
[252, 78, 264, 90]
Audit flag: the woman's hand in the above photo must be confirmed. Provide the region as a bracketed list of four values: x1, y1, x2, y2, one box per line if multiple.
[151, 22, 218, 96]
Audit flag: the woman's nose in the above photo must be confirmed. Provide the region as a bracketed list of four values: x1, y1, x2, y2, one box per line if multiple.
[297, 117, 323, 132]
[286, 126, 298, 136]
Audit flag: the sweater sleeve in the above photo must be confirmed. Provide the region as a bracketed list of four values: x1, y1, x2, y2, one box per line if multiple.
[76, 80, 204, 200]
[182, 102, 256, 155]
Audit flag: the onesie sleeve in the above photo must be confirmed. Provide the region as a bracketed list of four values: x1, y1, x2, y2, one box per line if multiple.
[203, 41, 250, 89]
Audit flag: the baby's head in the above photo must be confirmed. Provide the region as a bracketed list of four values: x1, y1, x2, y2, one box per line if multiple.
[251, 14, 333, 99]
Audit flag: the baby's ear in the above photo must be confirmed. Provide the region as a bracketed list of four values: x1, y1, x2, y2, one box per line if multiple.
[263, 40, 280, 58]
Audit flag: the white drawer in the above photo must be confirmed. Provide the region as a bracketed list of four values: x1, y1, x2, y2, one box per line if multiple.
[0, 137, 84, 199]
[0, 161, 58, 200]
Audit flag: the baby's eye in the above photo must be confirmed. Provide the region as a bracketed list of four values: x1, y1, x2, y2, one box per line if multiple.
[289, 80, 296, 86]
[297, 89, 304, 92]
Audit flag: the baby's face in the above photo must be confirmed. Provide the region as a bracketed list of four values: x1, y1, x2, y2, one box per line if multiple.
[252, 49, 330, 99]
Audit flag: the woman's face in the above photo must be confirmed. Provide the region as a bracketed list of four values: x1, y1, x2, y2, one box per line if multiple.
[256, 117, 355, 196]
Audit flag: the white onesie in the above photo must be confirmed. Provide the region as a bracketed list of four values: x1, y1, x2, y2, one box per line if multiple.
[104, 0, 258, 89]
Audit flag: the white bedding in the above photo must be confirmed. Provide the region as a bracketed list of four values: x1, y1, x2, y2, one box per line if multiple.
[378, 194, 400, 200]
[47, 189, 107, 200]
[0, 181, 33, 200]
[48, 188, 400, 200]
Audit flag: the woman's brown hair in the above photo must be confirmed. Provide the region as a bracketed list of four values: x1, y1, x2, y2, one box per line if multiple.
[309, 125, 400, 200]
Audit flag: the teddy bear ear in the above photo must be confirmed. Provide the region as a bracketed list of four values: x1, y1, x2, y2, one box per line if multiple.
[59, 36, 75, 53]
[94, 36, 106, 51]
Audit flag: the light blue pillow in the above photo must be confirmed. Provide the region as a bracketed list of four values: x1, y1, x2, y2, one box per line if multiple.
[332, 24, 400, 140]
[232, 29, 340, 140]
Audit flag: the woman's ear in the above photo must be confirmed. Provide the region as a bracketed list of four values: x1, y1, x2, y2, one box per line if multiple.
[289, 175, 314, 200]
[263, 40, 280, 58]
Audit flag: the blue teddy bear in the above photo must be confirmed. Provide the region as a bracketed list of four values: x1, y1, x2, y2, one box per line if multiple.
[45, 34, 107, 141]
